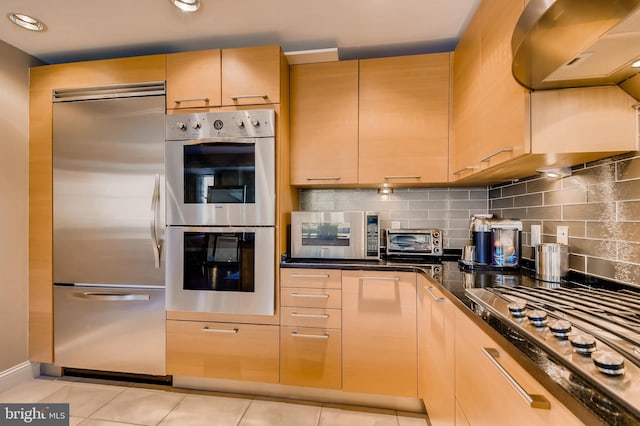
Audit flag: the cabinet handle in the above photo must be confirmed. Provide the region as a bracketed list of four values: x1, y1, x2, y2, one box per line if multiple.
[358, 276, 400, 281]
[481, 348, 551, 410]
[424, 286, 445, 303]
[230, 94, 268, 100]
[291, 312, 330, 319]
[291, 331, 330, 340]
[480, 146, 514, 162]
[384, 175, 421, 180]
[453, 165, 479, 175]
[290, 273, 330, 278]
[202, 327, 239, 334]
[305, 177, 341, 181]
[290, 293, 330, 299]
[173, 97, 210, 104]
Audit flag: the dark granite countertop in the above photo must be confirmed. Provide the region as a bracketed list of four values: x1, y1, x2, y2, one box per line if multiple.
[281, 257, 639, 425]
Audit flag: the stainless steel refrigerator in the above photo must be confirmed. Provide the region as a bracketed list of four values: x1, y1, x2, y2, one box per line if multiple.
[52, 83, 166, 376]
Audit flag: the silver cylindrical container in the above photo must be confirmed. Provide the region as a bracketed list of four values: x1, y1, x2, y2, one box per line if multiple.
[536, 243, 569, 282]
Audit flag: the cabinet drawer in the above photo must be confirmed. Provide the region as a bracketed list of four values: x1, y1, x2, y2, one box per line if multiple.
[280, 268, 341, 289]
[280, 326, 341, 389]
[280, 288, 341, 309]
[166, 320, 278, 383]
[280, 307, 341, 329]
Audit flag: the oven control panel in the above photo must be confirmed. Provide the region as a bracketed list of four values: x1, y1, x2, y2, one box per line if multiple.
[166, 109, 275, 140]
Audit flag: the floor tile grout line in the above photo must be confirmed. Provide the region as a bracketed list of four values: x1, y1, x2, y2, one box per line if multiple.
[152, 390, 187, 426]
[234, 395, 255, 426]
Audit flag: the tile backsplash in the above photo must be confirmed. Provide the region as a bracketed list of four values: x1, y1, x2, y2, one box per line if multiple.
[489, 152, 640, 288]
[299, 187, 488, 250]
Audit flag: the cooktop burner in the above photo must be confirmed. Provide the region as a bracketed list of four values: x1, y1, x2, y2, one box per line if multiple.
[466, 284, 640, 419]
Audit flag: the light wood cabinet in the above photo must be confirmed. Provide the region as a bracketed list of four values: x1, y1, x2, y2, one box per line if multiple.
[290, 60, 359, 185]
[417, 276, 455, 426]
[166, 320, 279, 383]
[280, 326, 342, 389]
[359, 53, 450, 185]
[279, 268, 342, 389]
[342, 270, 417, 397]
[166, 49, 221, 109]
[451, 0, 637, 184]
[454, 310, 583, 426]
[222, 45, 283, 106]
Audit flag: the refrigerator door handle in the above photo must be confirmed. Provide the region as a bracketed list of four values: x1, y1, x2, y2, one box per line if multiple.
[150, 174, 161, 268]
[72, 292, 151, 302]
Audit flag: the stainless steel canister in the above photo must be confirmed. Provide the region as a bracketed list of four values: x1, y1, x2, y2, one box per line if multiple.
[535, 243, 569, 282]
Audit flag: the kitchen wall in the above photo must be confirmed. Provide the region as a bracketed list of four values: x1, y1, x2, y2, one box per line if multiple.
[489, 152, 640, 288]
[299, 187, 488, 249]
[0, 41, 42, 372]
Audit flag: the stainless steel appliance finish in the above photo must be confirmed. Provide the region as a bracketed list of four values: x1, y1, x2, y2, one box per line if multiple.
[54, 285, 165, 376]
[489, 219, 522, 267]
[535, 243, 569, 282]
[511, 0, 640, 101]
[386, 228, 442, 257]
[165, 110, 275, 226]
[166, 226, 275, 315]
[466, 284, 640, 418]
[52, 83, 167, 375]
[291, 211, 380, 260]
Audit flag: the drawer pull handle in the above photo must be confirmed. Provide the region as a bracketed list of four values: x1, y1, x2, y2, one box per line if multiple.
[291, 332, 330, 340]
[173, 97, 210, 104]
[305, 177, 341, 181]
[202, 327, 239, 334]
[424, 286, 445, 303]
[291, 293, 330, 299]
[480, 146, 513, 163]
[481, 348, 550, 410]
[358, 276, 401, 282]
[73, 292, 150, 302]
[453, 165, 479, 175]
[230, 94, 268, 100]
[384, 175, 421, 180]
[290, 274, 330, 278]
[291, 312, 330, 319]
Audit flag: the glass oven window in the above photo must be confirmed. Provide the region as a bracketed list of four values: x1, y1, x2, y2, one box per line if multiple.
[183, 142, 255, 204]
[301, 222, 350, 246]
[183, 231, 255, 292]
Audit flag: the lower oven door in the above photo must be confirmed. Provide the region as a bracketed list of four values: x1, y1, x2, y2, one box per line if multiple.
[166, 226, 275, 315]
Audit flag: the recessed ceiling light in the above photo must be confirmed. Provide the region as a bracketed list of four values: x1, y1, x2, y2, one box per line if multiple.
[170, 0, 200, 12]
[7, 12, 46, 32]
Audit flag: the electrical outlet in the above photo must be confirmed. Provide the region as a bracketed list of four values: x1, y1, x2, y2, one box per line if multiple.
[557, 226, 569, 245]
[531, 225, 541, 246]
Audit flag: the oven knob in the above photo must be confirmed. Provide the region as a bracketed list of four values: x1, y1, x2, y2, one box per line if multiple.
[176, 122, 187, 131]
[527, 310, 548, 327]
[236, 120, 245, 128]
[592, 350, 625, 376]
[192, 122, 201, 130]
[548, 319, 572, 339]
[251, 119, 260, 127]
[569, 333, 597, 356]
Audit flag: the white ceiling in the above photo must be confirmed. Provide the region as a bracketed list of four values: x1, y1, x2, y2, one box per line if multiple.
[0, 0, 481, 64]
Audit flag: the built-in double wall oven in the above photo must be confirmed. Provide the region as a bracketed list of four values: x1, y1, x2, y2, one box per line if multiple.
[165, 110, 276, 315]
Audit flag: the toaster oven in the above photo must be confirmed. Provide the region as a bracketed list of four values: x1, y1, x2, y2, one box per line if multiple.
[386, 229, 442, 257]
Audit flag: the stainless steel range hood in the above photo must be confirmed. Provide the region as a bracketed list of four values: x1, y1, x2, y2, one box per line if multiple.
[512, 0, 640, 100]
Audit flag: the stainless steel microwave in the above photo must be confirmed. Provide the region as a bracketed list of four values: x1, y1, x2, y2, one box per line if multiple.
[291, 211, 380, 260]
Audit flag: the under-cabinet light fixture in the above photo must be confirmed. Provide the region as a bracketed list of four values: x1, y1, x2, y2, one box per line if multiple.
[536, 167, 571, 179]
[7, 13, 46, 32]
[170, 0, 200, 12]
[378, 184, 394, 195]
[632, 59, 640, 68]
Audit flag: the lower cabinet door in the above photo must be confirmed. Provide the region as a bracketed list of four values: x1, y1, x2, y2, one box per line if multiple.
[166, 320, 279, 383]
[279, 326, 341, 389]
[454, 311, 582, 425]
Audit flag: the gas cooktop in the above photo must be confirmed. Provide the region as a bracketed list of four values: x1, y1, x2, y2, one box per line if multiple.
[466, 284, 640, 421]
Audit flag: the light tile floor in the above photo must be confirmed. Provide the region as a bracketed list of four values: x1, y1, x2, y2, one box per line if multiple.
[0, 377, 430, 426]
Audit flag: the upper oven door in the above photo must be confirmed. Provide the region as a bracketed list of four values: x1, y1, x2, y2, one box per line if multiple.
[166, 136, 275, 226]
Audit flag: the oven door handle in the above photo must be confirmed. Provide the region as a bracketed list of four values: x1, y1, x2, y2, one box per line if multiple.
[481, 347, 551, 409]
[179, 137, 258, 146]
[150, 174, 161, 269]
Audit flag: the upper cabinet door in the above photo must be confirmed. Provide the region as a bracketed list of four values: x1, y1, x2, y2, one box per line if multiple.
[166, 49, 222, 109]
[290, 60, 359, 186]
[359, 53, 451, 185]
[221, 45, 282, 106]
